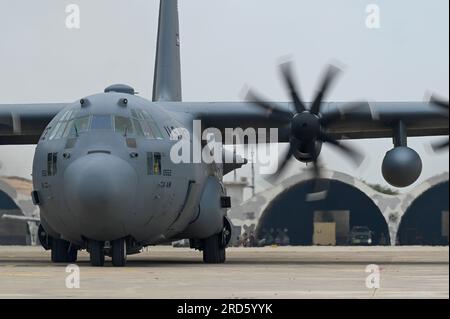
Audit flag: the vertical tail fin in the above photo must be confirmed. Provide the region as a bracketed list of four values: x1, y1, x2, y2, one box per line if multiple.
[152, 0, 182, 102]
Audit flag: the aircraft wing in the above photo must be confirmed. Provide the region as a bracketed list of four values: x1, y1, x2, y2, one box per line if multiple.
[166, 101, 449, 143]
[1, 101, 447, 145]
[0, 103, 66, 145]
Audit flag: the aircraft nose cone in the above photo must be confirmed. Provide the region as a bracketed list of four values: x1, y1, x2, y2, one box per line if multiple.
[63, 153, 138, 240]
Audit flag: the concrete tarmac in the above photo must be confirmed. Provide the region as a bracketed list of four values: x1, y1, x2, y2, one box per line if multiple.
[0, 246, 448, 299]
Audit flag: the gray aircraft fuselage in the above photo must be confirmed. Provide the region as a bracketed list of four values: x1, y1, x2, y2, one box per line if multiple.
[33, 91, 226, 247]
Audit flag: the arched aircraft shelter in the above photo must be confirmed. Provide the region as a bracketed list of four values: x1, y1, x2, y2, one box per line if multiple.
[256, 178, 391, 246]
[0, 178, 36, 245]
[397, 180, 449, 245]
[0, 188, 29, 245]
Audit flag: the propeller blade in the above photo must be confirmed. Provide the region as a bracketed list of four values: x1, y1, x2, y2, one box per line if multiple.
[306, 144, 329, 202]
[430, 96, 449, 111]
[320, 101, 370, 126]
[427, 95, 448, 152]
[432, 139, 449, 152]
[308, 142, 320, 178]
[265, 139, 301, 183]
[279, 62, 306, 114]
[270, 146, 294, 181]
[245, 89, 293, 122]
[0, 113, 22, 134]
[310, 65, 341, 115]
[319, 132, 365, 167]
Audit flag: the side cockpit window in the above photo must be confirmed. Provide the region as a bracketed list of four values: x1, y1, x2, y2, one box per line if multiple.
[137, 120, 155, 139]
[130, 109, 164, 140]
[48, 123, 63, 140]
[48, 109, 74, 140]
[114, 116, 134, 136]
[47, 109, 91, 141]
[132, 119, 145, 137]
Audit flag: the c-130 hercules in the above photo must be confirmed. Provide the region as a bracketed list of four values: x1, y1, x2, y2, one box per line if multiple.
[0, 0, 448, 266]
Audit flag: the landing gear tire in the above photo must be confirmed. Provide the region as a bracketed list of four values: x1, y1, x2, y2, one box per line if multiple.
[89, 240, 105, 267]
[51, 238, 77, 263]
[203, 233, 226, 264]
[111, 238, 127, 267]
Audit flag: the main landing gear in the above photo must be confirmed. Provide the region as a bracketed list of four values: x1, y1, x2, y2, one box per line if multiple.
[38, 226, 77, 263]
[202, 233, 226, 264]
[192, 220, 232, 264]
[51, 238, 78, 263]
[202, 225, 231, 264]
[89, 240, 105, 267]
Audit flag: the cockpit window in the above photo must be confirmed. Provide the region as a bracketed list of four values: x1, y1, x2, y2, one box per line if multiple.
[62, 120, 74, 138]
[137, 120, 156, 139]
[45, 108, 165, 141]
[132, 119, 145, 137]
[114, 116, 134, 136]
[91, 115, 113, 130]
[59, 110, 73, 122]
[64, 116, 90, 138]
[137, 109, 164, 139]
[130, 109, 139, 119]
[75, 116, 90, 133]
[48, 122, 64, 140]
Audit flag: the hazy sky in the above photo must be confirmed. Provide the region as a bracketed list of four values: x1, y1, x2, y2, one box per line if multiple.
[0, 0, 448, 195]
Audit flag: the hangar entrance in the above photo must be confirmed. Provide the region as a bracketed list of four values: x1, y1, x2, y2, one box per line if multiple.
[0, 190, 29, 245]
[313, 211, 350, 245]
[397, 181, 449, 246]
[256, 179, 390, 246]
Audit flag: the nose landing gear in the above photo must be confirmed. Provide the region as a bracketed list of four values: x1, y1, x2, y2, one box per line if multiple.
[111, 238, 127, 267]
[88, 238, 127, 267]
[89, 240, 105, 267]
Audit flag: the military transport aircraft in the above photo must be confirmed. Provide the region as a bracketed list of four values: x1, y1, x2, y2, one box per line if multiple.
[0, 0, 448, 267]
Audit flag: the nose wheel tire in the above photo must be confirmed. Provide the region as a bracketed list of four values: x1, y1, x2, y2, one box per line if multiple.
[51, 238, 78, 263]
[89, 240, 105, 267]
[111, 238, 127, 267]
[202, 233, 226, 264]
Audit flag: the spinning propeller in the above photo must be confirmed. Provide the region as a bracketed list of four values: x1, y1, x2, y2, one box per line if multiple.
[429, 95, 449, 152]
[246, 61, 367, 200]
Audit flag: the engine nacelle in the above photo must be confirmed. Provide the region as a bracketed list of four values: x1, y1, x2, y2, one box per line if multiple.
[382, 146, 422, 188]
